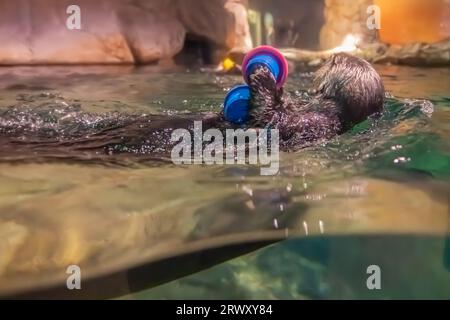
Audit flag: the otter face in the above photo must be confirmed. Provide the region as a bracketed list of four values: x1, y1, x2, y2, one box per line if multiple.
[314, 53, 385, 126]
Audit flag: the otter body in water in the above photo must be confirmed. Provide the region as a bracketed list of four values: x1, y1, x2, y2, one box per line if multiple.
[248, 53, 384, 150]
[0, 53, 384, 163]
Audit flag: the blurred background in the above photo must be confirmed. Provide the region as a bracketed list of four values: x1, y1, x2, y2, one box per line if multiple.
[0, 0, 448, 66]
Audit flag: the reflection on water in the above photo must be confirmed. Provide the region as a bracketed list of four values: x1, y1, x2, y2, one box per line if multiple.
[0, 64, 448, 298]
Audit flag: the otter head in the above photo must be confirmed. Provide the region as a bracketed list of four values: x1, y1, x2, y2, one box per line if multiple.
[314, 53, 385, 127]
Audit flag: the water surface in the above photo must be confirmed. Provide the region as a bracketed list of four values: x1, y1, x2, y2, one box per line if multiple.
[0, 64, 448, 298]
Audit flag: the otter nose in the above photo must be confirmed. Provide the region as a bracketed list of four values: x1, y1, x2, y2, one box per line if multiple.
[242, 46, 288, 88]
[223, 85, 251, 124]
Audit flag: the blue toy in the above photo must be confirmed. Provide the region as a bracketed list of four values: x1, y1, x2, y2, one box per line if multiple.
[223, 46, 288, 124]
[223, 84, 251, 124]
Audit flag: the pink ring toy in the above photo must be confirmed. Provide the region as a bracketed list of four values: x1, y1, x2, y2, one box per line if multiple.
[241, 45, 289, 88]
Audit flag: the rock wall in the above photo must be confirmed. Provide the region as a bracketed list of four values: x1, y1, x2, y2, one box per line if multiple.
[320, 0, 377, 49]
[0, 0, 252, 65]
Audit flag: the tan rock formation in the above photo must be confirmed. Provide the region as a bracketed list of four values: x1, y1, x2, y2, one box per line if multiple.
[320, 0, 377, 50]
[0, 0, 252, 65]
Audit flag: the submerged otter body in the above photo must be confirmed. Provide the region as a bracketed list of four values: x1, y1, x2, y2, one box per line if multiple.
[0, 53, 384, 163]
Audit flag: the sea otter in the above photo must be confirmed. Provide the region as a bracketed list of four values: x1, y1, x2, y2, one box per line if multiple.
[247, 52, 385, 150]
[0, 53, 384, 162]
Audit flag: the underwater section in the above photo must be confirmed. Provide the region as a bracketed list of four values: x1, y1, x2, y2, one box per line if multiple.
[130, 235, 450, 300]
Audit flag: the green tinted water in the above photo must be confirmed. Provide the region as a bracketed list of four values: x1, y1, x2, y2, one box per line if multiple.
[0, 64, 448, 298]
[132, 235, 450, 299]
